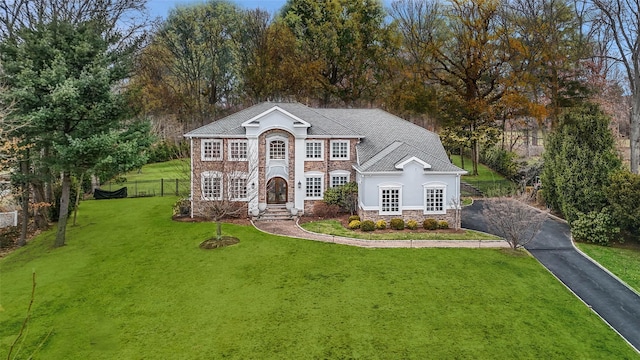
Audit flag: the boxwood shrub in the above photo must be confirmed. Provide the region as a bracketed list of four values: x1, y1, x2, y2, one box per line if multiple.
[361, 220, 376, 232]
[390, 218, 405, 230]
[423, 218, 438, 230]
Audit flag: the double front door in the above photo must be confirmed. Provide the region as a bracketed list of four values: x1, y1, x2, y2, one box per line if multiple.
[267, 177, 287, 204]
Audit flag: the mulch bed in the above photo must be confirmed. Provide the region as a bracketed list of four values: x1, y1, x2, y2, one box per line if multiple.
[298, 214, 465, 234]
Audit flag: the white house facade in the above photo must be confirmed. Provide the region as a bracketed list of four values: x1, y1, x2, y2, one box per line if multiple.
[184, 102, 467, 227]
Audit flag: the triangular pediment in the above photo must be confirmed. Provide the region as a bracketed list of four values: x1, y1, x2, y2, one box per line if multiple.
[241, 106, 311, 129]
[395, 156, 432, 170]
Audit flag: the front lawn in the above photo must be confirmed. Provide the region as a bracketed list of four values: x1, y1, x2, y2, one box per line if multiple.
[0, 197, 636, 359]
[576, 243, 640, 293]
[451, 155, 516, 196]
[300, 219, 500, 240]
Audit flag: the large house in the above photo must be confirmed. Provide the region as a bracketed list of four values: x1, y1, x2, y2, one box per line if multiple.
[184, 102, 466, 227]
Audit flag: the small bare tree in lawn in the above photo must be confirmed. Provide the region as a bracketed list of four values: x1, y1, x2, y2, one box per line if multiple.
[482, 197, 548, 249]
[192, 141, 257, 242]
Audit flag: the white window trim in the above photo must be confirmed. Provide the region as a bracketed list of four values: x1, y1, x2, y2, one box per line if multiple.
[304, 171, 324, 199]
[379, 185, 402, 215]
[229, 172, 249, 201]
[305, 140, 324, 161]
[201, 171, 223, 200]
[228, 140, 248, 161]
[268, 138, 287, 160]
[424, 183, 447, 215]
[329, 170, 350, 188]
[330, 140, 350, 160]
[201, 139, 222, 161]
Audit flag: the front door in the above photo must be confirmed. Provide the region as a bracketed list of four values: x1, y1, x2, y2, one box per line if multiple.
[267, 177, 287, 204]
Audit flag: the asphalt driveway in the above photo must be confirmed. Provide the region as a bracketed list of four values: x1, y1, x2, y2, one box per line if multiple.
[463, 200, 640, 352]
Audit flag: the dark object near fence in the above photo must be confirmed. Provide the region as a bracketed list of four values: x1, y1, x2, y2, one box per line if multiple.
[94, 187, 128, 200]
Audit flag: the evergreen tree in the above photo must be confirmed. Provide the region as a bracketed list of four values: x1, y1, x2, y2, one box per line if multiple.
[541, 103, 621, 223]
[1, 20, 145, 247]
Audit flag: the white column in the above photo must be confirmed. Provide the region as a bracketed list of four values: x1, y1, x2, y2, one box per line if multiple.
[294, 137, 306, 212]
[247, 136, 259, 214]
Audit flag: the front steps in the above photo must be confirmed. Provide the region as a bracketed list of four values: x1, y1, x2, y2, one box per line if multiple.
[255, 204, 295, 221]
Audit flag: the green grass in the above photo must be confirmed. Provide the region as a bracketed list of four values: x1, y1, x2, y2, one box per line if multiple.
[122, 159, 189, 182]
[451, 155, 516, 196]
[576, 243, 640, 293]
[300, 220, 500, 240]
[102, 159, 190, 197]
[0, 197, 637, 359]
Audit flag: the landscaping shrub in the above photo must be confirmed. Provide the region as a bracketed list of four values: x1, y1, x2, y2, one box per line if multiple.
[323, 182, 358, 214]
[406, 219, 418, 230]
[571, 208, 620, 246]
[480, 146, 520, 180]
[361, 220, 375, 232]
[606, 171, 640, 236]
[348, 215, 361, 223]
[0, 226, 18, 248]
[348, 220, 361, 230]
[390, 218, 405, 230]
[375, 219, 387, 230]
[438, 220, 449, 229]
[173, 198, 191, 216]
[313, 202, 340, 218]
[536, 189, 545, 206]
[423, 218, 438, 230]
[148, 140, 189, 163]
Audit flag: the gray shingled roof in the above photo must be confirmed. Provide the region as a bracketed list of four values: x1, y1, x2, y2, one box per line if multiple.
[185, 102, 464, 173]
[184, 102, 359, 137]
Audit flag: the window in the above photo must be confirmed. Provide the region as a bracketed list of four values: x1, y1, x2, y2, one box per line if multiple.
[305, 176, 323, 198]
[330, 140, 349, 160]
[201, 172, 222, 200]
[201, 139, 222, 161]
[424, 187, 445, 214]
[380, 187, 401, 214]
[305, 140, 323, 160]
[230, 177, 247, 200]
[330, 171, 350, 187]
[229, 140, 247, 161]
[270, 140, 286, 160]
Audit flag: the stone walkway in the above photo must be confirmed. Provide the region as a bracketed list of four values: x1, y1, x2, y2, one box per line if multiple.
[252, 219, 510, 248]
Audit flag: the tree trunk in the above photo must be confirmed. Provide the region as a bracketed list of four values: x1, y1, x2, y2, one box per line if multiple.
[216, 220, 222, 240]
[18, 156, 29, 247]
[471, 140, 479, 176]
[631, 93, 640, 174]
[54, 171, 71, 247]
[73, 173, 84, 226]
[460, 147, 465, 170]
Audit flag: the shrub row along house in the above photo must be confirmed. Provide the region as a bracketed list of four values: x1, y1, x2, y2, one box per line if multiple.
[184, 102, 466, 227]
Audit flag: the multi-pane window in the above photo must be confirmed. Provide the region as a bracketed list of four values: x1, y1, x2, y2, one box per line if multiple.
[229, 140, 247, 161]
[331, 174, 349, 188]
[305, 141, 323, 160]
[380, 188, 400, 214]
[270, 140, 286, 159]
[305, 176, 323, 198]
[202, 139, 222, 161]
[230, 177, 247, 200]
[330, 140, 349, 160]
[202, 172, 222, 200]
[425, 187, 445, 213]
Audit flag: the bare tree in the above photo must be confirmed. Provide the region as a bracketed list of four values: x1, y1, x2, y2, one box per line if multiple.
[0, 0, 150, 44]
[592, 0, 640, 174]
[481, 197, 548, 249]
[191, 143, 258, 240]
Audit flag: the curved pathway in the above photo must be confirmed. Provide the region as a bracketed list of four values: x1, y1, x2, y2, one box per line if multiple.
[252, 219, 509, 248]
[463, 200, 640, 353]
